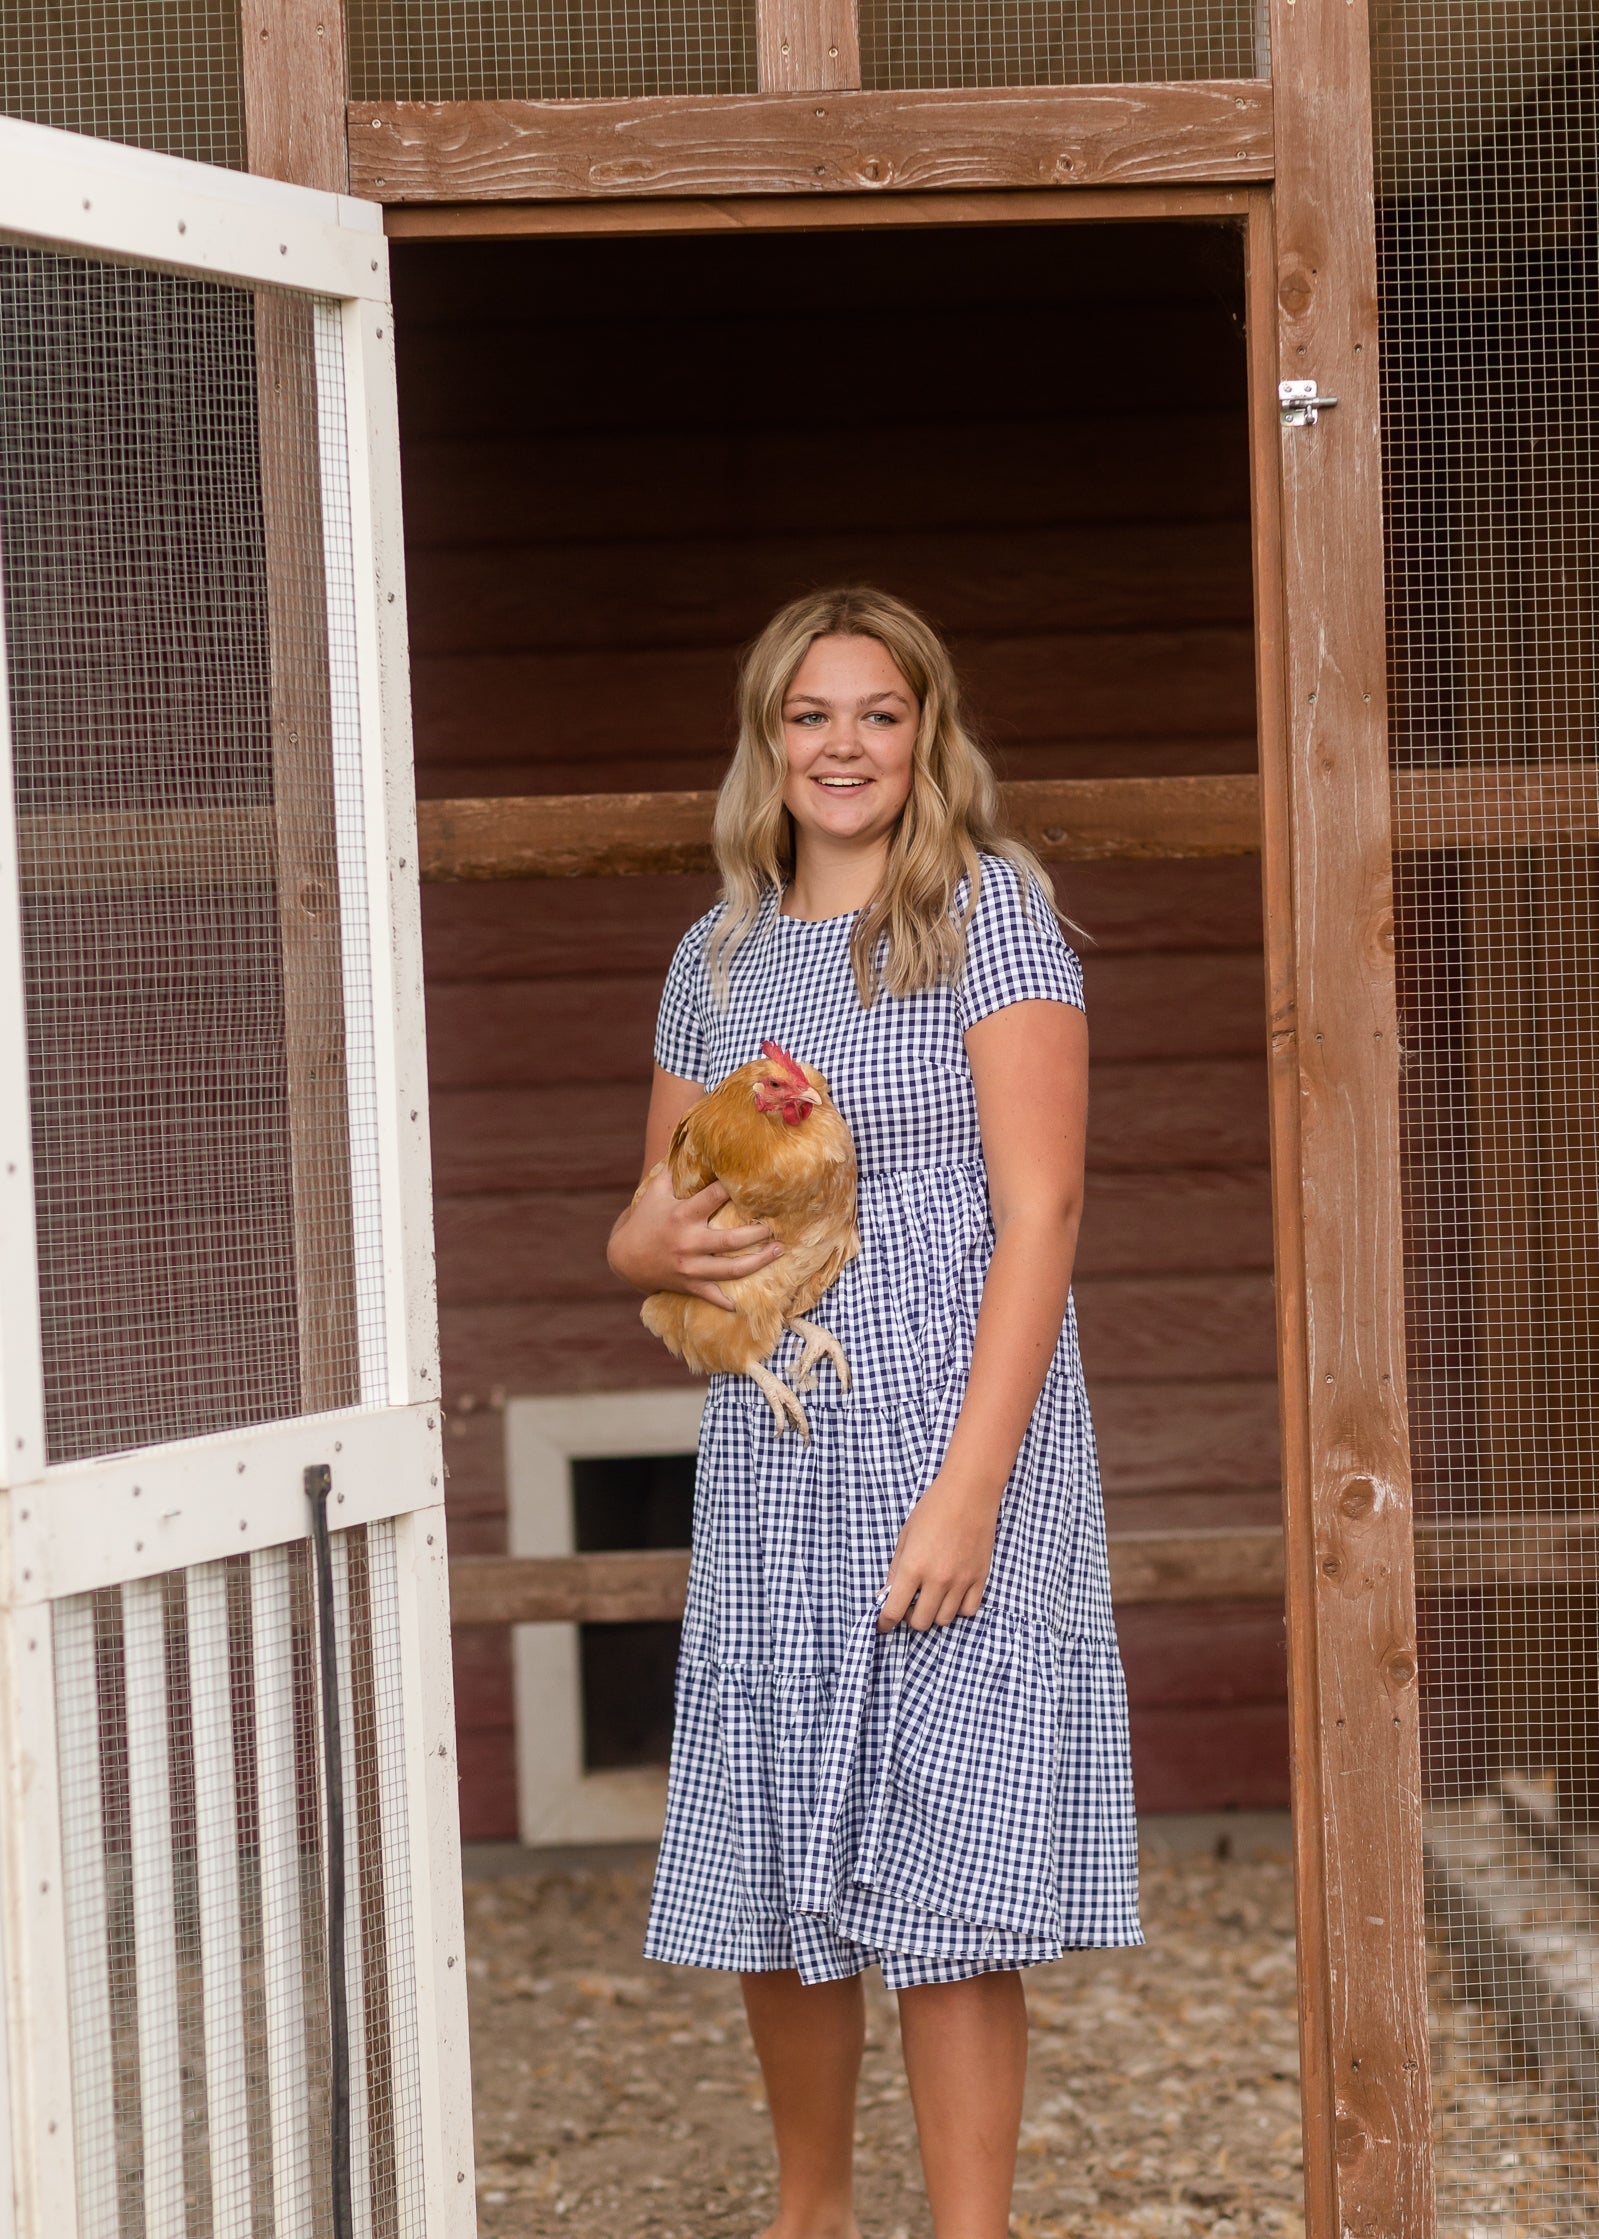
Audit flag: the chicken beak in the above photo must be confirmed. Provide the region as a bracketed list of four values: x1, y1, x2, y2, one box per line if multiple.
[798, 1086, 822, 1107]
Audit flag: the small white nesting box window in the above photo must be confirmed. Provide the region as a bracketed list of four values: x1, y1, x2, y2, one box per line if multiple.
[506, 1389, 703, 1845]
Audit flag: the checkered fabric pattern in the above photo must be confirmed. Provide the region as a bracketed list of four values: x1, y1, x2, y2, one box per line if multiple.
[643, 859, 1142, 1986]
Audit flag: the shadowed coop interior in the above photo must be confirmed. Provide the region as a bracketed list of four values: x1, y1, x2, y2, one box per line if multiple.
[392, 216, 1288, 1841]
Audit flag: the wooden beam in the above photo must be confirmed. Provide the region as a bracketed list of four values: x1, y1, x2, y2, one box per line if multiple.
[450, 1529, 1287, 1626]
[416, 775, 1263, 882]
[1266, 0, 1434, 2230]
[255, 292, 360, 1414]
[452, 1549, 693, 1625]
[14, 808, 275, 895]
[1391, 760, 1599, 851]
[421, 790, 714, 880]
[1245, 181, 1340, 2234]
[756, 0, 859, 92]
[349, 82, 1273, 203]
[1419, 1515, 1599, 1595]
[240, 0, 349, 191]
[382, 182, 1259, 238]
[1006, 774, 1262, 863]
[448, 1514, 1599, 1627]
[15, 765, 1588, 894]
[1112, 1527, 1283, 1604]
[239, 0, 359, 1404]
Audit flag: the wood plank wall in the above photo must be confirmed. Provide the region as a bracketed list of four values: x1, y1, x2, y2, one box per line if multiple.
[391, 220, 1287, 1837]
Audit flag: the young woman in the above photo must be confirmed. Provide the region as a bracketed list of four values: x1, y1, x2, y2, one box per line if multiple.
[608, 587, 1139, 2239]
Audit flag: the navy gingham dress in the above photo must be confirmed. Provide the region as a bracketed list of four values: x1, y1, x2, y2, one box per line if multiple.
[643, 857, 1141, 1987]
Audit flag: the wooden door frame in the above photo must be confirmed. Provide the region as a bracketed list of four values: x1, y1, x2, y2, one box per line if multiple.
[384, 174, 1433, 2239]
[241, 0, 1432, 2217]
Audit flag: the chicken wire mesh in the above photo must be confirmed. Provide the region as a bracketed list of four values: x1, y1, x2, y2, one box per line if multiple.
[0, 0, 245, 166]
[344, 0, 758, 102]
[1376, 7, 1599, 2228]
[856, 0, 1265, 90]
[345, 0, 1263, 98]
[0, 246, 385, 1463]
[54, 1521, 425, 2239]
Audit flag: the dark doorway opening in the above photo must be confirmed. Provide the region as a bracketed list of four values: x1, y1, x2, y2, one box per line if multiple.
[398, 218, 1288, 1834]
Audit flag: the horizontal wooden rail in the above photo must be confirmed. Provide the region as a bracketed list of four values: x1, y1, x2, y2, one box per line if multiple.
[450, 1529, 1288, 1625]
[417, 763, 1599, 881]
[1391, 761, 1599, 852]
[14, 764, 1589, 896]
[448, 1512, 1599, 1624]
[416, 775, 1262, 880]
[1418, 1512, 1599, 1593]
[349, 81, 1273, 204]
[384, 183, 1262, 241]
[453, 1549, 695, 1624]
[15, 806, 276, 894]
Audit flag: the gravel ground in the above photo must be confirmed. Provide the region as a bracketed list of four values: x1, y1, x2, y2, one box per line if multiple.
[1429, 1948, 1599, 2238]
[462, 1842, 1308, 2239]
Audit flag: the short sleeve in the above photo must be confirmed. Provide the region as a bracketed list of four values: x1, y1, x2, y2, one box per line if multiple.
[957, 858, 1085, 1031]
[653, 913, 715, 1080]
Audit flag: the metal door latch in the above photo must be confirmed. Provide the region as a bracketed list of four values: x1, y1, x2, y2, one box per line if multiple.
[1279, 378, 1340, 427]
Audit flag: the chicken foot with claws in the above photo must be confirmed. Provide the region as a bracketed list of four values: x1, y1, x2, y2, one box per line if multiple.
[787, 1315, 852, 1395]
[750, 1363, 812, 1440]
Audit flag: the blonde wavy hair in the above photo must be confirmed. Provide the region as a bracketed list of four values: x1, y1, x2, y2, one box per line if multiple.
[707, 586, 1059, 1007]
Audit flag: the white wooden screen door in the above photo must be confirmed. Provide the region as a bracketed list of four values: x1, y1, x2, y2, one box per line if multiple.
[0, 117, 472, 2239]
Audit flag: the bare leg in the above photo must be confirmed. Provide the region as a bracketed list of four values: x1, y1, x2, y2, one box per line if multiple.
[741, 1971, 865, 2239]
[897, 1972, 1028, 2239]
[786, 1315, 852, 1393]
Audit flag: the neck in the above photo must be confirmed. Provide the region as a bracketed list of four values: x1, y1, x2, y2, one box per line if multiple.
[783, 829, 891, 921]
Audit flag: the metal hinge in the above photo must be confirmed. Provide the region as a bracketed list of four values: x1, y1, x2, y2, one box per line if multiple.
[1279, 378, 1340, 427]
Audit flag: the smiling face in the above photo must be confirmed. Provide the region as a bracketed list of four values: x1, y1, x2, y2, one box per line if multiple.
[779, 633, 919, 858]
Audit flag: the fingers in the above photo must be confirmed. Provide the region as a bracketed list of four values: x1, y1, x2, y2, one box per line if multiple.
[685, 1177, 731, 1214]
[703, 1220, 775, 1255]
[877, 1570, 984, 1631]
[685, 1242, 782, 1283]
[876, 1568, 919, 1632]
[907, 1585, 963, 1633]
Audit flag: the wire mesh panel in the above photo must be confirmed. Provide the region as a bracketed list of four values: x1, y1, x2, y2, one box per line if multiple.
[1376, 10, 1599, 2229]
[0, 0, 245, 166]
[0, 248, 384, 1462]
[345, 0, 758, 101]
[856, 0, 1265, 89]
[54, 1524, 425, 2239]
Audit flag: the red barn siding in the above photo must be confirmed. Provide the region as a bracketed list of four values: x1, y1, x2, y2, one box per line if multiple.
[394, 223, 1283, 1837]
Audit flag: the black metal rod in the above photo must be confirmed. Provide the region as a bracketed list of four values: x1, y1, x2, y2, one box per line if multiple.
[306, 1462, 354, 2239]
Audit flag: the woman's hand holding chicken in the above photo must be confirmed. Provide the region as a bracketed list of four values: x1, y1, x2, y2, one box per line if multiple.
[608, 1163, 783, 1312]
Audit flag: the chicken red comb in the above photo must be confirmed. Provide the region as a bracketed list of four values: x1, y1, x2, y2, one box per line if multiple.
[759, 1039, 809, 1090]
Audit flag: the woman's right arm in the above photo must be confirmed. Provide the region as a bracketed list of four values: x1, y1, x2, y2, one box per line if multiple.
[605, 1064, 783, 1311]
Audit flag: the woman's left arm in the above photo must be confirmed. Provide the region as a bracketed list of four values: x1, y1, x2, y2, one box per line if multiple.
[877, 997, 1088, 1632]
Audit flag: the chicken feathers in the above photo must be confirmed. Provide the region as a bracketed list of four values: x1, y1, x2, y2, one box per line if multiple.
[635, 1041, 859, 1437]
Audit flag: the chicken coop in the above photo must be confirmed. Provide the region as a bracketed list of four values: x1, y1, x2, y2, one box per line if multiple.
[0, 0, 1596, 2234]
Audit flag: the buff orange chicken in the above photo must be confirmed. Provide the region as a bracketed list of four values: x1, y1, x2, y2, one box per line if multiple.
[635, 1040, 859, 1436]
